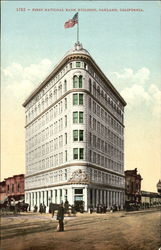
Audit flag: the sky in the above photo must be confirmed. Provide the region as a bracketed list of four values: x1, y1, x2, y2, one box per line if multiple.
[1, 1, 161, 192]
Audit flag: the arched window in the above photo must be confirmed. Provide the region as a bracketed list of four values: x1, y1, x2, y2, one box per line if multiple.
[64, 80, 67, 92]
[58, 84, 62, 97]
[54, 88, 57, 100]
[73, 75, 82, 88]
[73, 75, 79, 88]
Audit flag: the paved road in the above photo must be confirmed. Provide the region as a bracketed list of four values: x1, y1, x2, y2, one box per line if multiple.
[1, 210, 160, 250]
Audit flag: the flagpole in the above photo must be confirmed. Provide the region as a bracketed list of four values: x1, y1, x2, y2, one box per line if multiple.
[77, 13, 79, 43]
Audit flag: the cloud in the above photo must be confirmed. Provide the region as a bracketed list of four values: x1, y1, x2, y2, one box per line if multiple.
[121, 84, 151, 108]
[111, 67, 150, 86]
[148, 84, 161, 117]
[2, 59, 53, 102]
[110, 67, 160, 118]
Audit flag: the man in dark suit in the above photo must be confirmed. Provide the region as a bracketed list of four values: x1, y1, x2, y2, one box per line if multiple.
[57, 203, 65, 232]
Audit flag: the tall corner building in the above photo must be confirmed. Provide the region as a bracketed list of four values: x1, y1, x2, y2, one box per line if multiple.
[23, 42, 126, 211]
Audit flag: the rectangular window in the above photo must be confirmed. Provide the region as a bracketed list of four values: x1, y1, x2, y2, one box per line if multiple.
[76, 62, 81, 67]
[73, 94, 78, 105]
[93, 135, 96, 148]
[73, 130, 78, 141]
[79, 94, 83, 105]
[79, 112, 83, 123]
[79, 148, 84, 159]
[65, 115, 67, 127]
[75, 189, 83, 194]
[65, 150, 67, 162]
[65, 133, 67, 144]
[73, 94, 83, 105]
[79, 130, 84, 141]
[65, 170, 67, 180]
[73, 148, 78, 159]
[65, 98, 67, 109]
[73, 112, 78, 123]
[89, 150, 92, 162]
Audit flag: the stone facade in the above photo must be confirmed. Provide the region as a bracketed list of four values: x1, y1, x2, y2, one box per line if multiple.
[23, 42, 126, 211]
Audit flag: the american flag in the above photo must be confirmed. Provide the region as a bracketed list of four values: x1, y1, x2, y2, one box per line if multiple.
[64, 13, 78, 28]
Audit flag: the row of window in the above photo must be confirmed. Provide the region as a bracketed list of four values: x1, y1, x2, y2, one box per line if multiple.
[26, 165, 124, 190]
[27, 111, 84, 143]
[89, 150, 123, 173]
[27, 130, 84, 155]
[27, 152, 66, 175]
[26, 74, 84, 124]
[88, 78, 124, 122]
[89, 168, 124, 187]
[27, 60, 86, 111]
[7, 183, 21, 193]
[26, 148, 85, 175]
[26, 169, 69, 189]
[89, 133, 123, 159]
[26, 93, 84, 138]
[89, 98, 124, 135]
[90, 117, 123, 148]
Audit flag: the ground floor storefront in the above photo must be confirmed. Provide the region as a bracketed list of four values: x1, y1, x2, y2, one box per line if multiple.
[25, 184, 125, 212]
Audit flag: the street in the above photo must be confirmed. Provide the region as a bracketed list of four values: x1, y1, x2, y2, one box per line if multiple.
[0, 210, 160, 250]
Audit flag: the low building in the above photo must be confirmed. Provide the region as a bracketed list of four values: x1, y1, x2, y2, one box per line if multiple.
[0, 181, 6, 201]
[0, 174, 25, 202]
[141, 191, 161, 207]
[125, 168, 142, 206]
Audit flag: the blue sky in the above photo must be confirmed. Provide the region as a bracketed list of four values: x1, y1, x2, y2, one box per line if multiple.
[1, 1, 161, 191]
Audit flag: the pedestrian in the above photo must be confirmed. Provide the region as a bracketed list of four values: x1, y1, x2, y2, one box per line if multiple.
[57, 203, 65, 232]
[39, 203, 43, 214]
[64, 200, 69, 213]
[34, 204, 37, 212]
[103, 205, 107, 213]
